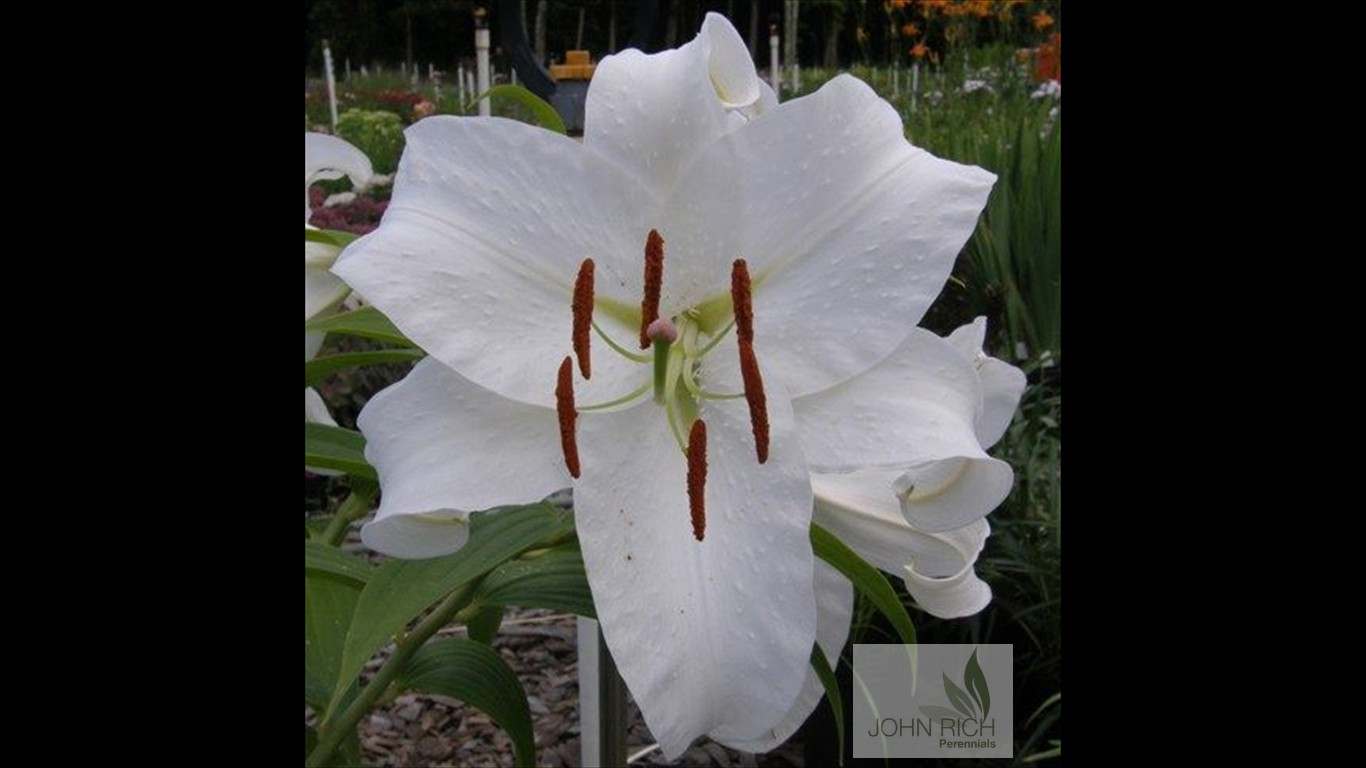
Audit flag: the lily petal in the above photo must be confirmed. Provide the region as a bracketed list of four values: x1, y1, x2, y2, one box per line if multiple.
[584, 12, 758, 195]
[813, 470, 988, 574]
[663, 75, 996, 397]
[813, 470, 991, 618]
[574, 379, 816, 758]
[355, 359, 571, 559]
[306, 133, 373, 223]
[305, 262, 350, 323]
[902, 553, 992, 620]
[719, 561, 853, 753]
[332, 117, 651, 408]
[793, 328, 1012, 534]
[946, 317, 1027, 448]
[305, 387, 338, 427]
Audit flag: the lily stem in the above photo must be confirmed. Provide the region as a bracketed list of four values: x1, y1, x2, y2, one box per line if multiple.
[319, 491, 371, 547]
[306, 579, 484, 767]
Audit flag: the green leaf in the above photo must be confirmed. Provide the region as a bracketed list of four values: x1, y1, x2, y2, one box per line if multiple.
[943, 673, 977, 719]
[305, 540, 374, 587]
[305, 572, 361, 711]
[305, 423, 376, 480]
[305, 227, 360, 248]
[305, 725, 317, 759]
[810, 644, 844, 767]
[467, 84, 567, 135]
[963, 648, 990, 720]
[479, 545, 596, 618]
[305, 306, 416, 347]
[305, 348, 426, 387]
[326, 504, 574, 718]
[465, 603, 504, 644]
[811, 524, 917, 645]
[402, 638, 537, 767]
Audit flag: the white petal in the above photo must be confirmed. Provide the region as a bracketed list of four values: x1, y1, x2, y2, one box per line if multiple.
[305, 331, 326, 363]
[793, 328, 987, 468]
[306, 133, 373, 223]
[574, 381, 816, 758]
[813, 470, 988, 575]
[355, 358, 571, 559]
[813, 471, 991, 618]
[901, 523, 992, 619]
[305, 387, 343, 477]
[332, 117, 652, 408]
[718, 561, 853, 753]
[306, 265, 350, 323]
[663, 75, 996, 397]
[946, 318, 1027, 447]
[583, 14, 756, 195]
[890, 456, 1012, 533]
[305, 387, 338, 427]
[702, 13, 761, 110]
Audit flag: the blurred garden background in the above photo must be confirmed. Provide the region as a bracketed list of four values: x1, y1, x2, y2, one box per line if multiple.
[306, 2, 1060, 765]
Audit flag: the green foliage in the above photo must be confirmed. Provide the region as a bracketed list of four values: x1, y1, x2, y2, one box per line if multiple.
[336, 108, 405, 174]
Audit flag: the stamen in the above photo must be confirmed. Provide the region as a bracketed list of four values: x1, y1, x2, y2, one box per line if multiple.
[738, 342, 770, 464]
[639, 229, 665, 348]
[555, 357, 581, 478]
[730, 259, 754, 344]
[731, 259, 769, 463]
[687, 419, 707, 541]
[572, 258, 595, 379]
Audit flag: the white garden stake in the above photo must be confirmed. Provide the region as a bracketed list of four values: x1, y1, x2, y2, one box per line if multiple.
[912, 61, 920, 114]
[457, 64, 467, 107]
[769, 24, 781, 98]
[476, 22, 491, 116]
[323, 39, 338, 132]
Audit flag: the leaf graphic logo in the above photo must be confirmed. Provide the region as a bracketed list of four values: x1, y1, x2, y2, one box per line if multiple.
[921, 647, 991, 721]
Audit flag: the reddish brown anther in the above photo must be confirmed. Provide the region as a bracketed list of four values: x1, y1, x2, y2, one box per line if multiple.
[555, 357, 581, 478]
[731, 259, 768, 463]
[572, 258, 595, 379]
[639, 229, 665, 349]
[731, 259, 754, 344]
[687, 419, 708, 541]
[738, 343, 770, 464]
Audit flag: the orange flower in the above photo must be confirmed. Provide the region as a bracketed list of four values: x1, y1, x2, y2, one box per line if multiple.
[968, 0, 991, 18]
[890, 0, 909, 8]
[910, 40, 930, 60]
[920, 0, 949, 14]
[902, 22, 921, 37]
[1033, 10, 1055, 30]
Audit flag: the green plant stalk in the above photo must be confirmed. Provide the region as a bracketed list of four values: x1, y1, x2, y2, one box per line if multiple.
[306, 580, 484, 767]
[319, 492, 372, 548]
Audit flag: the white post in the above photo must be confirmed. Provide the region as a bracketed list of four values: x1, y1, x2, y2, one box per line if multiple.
[345, 57, 351, 82]
[457, 64, 467, 106]
[475, 26, 491, 116]
[792, 62, 800, 94]
[911, 62, 919, 114]
[466, 70, 476, 108]
[511, 67, 518, 86]
[323, 39, 339, 132]
[577, 617, 627, 767]
[769, 25, 781, 98]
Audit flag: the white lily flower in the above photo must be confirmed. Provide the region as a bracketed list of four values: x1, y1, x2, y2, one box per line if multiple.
[305, 132, 372, 430]
[733, 319, 1026, 751]
[333, 13, 994, 758]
